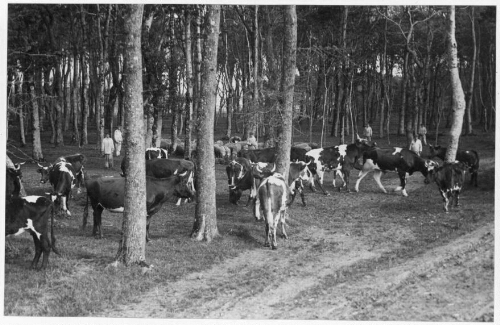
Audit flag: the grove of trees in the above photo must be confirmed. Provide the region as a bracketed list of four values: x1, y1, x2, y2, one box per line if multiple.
[6, 5, 496, 265]
[7, 5, 496, 157]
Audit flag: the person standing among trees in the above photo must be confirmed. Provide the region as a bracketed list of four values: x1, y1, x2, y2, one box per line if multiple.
[114, 126, 123, 156]
[246, 132, 258, 150]
[102, 132, 115, 168]
[418, 124, 427, 145]
[363, 123, 373, 141]
[409, 135, 423, 156]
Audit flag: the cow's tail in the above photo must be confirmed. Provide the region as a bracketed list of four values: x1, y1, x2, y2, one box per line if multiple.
[50, 202, 61, 256]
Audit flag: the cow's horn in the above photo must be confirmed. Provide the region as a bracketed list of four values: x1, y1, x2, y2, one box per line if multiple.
[178, 171, 187, 177]
[37, 163, 44, 168]
[173, 168, 179, 175]
[270, 164, 276, 173]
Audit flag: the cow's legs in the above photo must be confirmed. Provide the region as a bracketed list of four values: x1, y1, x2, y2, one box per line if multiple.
[175, 197, 182, 206]
[339, 169, 349, 192]
[279, 210, 288, 239]
[264, 223, 270, 247]
[395, 172, 408, 197]
[355, 168, 373, 193]
[270, 217, 278, 250]
[371, 170, 387, 193]
[30, 235, 43, 269]
[146, 216, 151, 242]
[39, 235, 51, 270]
[440, 189, 450, 212]
[314, 170, 330, 196]
[454, 190, 461, 207]
[93, 205, 104, 238]
[254, 197, 262, 221]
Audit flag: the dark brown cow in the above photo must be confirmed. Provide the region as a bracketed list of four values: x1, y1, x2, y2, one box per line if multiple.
[426, 161, 467, 212]
[37, 161, 77, 216]
[428, 145, 479, 187]
[82, 173, 194, 241]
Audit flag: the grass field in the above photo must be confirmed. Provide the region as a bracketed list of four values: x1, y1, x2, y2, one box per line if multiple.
[3, 122, 495, 321]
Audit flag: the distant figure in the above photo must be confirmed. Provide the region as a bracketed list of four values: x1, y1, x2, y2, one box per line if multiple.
[363, 124, 373, 142]
[102, 133, 115, 168]
[114, 126, 123, 156]
[409, 135, 423, 156]
[418, 124, 427, 145]
[247, 132, 258, 150]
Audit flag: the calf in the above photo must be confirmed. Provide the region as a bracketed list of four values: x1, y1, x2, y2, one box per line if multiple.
[254, 173, 291, 250]
[37, 161, 76, 216]
[426, 161, 467, 212]
[354, 147, 434, 197]
[428, 145, 479, 187]
[55, 154, 86, 194]
[305, 147, 342, 195]
[82, 173, 194, 241]
[6, 166, 22, 198]
[226, 158, 254, 205]
[145, 147, 168, 160]
[333, 137, 377, 192]
[288, 161, 313, 206]
[5, 196, 59, 270]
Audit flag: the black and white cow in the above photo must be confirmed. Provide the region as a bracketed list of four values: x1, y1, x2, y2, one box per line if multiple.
[37, 161, 77, 216]
[82, 173, 194, 241]
[305, 146, 342, 195]
[54, 154, 86, 194]
[254, 173, 291, 250]
[145, 147, 169, 160]
[426, 161, 467, 212]
[428, 145, 479, 187]
[5, 196, 60, 270]
[287, 161, 313, 207]
[332, 137, 377, 192]
[354, 147, 434, 197]
[226, 157, 254, 205]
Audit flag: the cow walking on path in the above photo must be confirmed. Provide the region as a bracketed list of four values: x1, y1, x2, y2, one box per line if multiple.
[426, 161, 467, 212]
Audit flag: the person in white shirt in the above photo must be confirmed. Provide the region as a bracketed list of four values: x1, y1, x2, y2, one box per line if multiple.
[409, 135, 423, 156]
[102, 133, 115, 168]
[363, 124, 373, 141]
[114, 126, 123, 156]
[246, 132, 258, 150]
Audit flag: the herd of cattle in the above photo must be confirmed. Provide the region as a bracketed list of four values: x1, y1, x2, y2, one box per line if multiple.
[5, 137, 480, 268]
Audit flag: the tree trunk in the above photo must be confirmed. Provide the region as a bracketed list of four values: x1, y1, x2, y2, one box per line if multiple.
[169, 14, 179, 153]
[80, 5, 89, 146]
[184, 9, 194, 159]
[465, 7, 476, 135]
[115, 4, 148, 267]
[445, 6, 466, 163]
[29, 76, 44, 161]
[54, 63, 65, 146]
[275, 5, 297, 181]
[72, 53, 80, 146]
[192, 5, 220, 242]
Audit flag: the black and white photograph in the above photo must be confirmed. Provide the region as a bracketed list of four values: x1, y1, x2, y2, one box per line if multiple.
[2, 2, 495, 322]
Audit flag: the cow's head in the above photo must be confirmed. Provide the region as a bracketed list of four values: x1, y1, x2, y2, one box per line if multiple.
[355, 135, 377, 149]
[37, 163, 53, 184]
[226, 160, 248, 187]
[253, 162, 275, 179]
[173, 170, 196, 201]
[424, 159, 440, 184]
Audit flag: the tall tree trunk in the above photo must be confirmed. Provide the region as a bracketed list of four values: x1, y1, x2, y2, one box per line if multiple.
[72, 53, 80, 146]
[445, 6, 466, 163]
[170, 14, 179, 153]
[115, 4, 148, 267]
[15, 70, 26, 147]
[29, 75, 43, 161]
[80, 4, 89, 146]
[465, 7, 476, 135]
[192, 5, 220, 242]
[276, 5, 297, 181]
[184, 9, 194, 159]
[54, 63, 65, 146]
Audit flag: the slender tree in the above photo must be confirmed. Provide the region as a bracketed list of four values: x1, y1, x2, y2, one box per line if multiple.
[114, 4, 148, 267]
[464, 7, 476, 135]
[192, 5, 220, 242]
[275, 5, 297, 181]
[445, 6, 466, 163]
[184, 9, 194, 159]
[28, 76, 44, 161]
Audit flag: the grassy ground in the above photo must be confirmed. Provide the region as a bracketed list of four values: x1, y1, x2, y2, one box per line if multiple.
[3, 122, 495, 320]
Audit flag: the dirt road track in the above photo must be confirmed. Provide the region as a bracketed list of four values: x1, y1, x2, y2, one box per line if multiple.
[99, 222, 493, 321]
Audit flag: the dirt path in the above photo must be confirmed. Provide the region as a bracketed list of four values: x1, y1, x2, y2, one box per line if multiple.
[98, 222, 493, 321]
